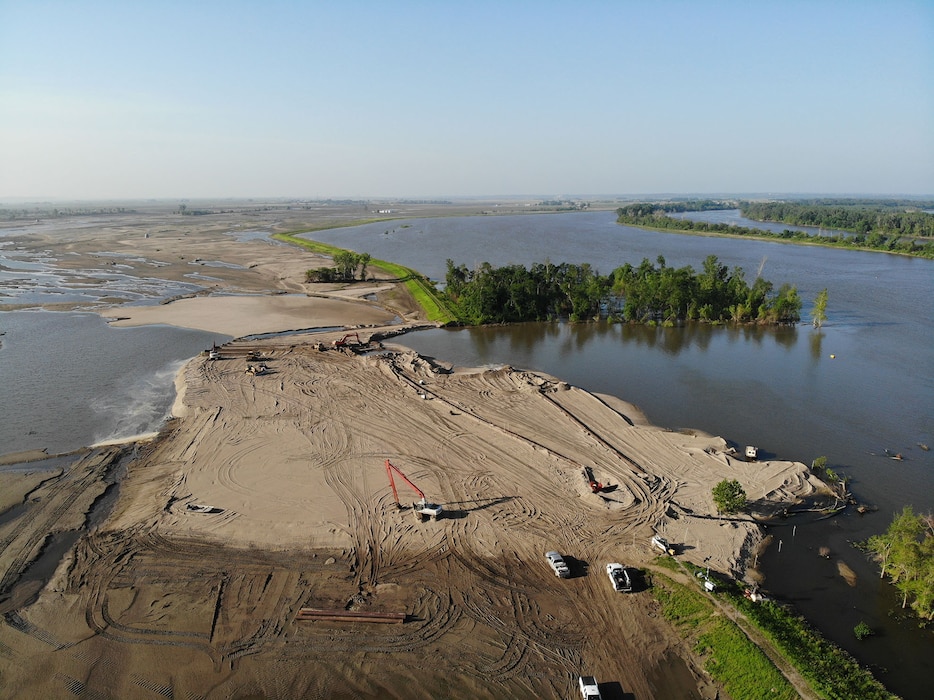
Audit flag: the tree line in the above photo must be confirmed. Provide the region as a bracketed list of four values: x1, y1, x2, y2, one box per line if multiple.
[0, 206, 136, 220]
[616, 202, 934, 258]
[443, 255, 802, 325]
[740, 201, 934, 238]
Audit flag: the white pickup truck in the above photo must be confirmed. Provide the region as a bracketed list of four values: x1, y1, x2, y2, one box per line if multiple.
[578, 675, 602, 700]
[544, 551, 571, 578]
[606, 562, 633, 592]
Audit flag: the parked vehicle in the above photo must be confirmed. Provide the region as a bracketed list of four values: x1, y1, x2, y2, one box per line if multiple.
[606, 563, 632, 592]
[544, 551, 571, 578]
[384, 459, 443, 521]
[578, 675, 602, 700]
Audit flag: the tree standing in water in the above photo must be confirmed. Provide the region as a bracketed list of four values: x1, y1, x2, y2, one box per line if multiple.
[812, 288, 828, 328]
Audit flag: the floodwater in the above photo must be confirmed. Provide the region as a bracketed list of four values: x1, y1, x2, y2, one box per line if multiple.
[0, 310, 227, 457]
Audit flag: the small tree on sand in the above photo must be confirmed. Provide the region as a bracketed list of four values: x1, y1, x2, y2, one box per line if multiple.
[712, 479, 747, 514]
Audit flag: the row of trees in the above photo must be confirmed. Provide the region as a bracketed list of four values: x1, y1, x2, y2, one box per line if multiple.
[305, 251, 371, 283]
[0, 206, 135, 220]
[443, 255, 802, 325]
[616, 199, 736, 218]
[444, 260, 608, 323]
[612, 255, 801, 324]
[741, 201, 934, 238]
[865, 507, 934, 621]
[616, 205, 934, 258]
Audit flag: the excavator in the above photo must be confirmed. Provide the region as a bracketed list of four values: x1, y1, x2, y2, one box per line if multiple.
[583, 466, 604, 493]
[332, 332, 362, 348]
[384, 459, 443, 521]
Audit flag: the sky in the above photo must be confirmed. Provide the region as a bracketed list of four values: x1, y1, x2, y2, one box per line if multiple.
[1, 0, 932, 200]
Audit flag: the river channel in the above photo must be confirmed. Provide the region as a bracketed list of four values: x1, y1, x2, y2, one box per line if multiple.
[305, 210, 933, 698]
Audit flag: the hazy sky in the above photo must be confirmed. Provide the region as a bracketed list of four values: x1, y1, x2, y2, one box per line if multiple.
[1, 1, 932, 199]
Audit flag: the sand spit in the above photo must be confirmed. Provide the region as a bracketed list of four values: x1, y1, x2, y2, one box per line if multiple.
[1, 330, 819, 699]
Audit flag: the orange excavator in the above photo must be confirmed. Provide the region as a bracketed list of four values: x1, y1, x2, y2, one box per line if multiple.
[332, 332, 362, 348]
[385, 459, 444, 521]
[583, 466, 604, 493]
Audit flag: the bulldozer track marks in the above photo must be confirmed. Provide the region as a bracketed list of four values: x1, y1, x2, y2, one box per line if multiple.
[0, 344, 782, 698]
[0, 447, 123, 602]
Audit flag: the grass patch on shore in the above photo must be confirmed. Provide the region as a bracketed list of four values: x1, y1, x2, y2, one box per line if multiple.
[650, 570, 797, 700]
[273, 231, 458, 325]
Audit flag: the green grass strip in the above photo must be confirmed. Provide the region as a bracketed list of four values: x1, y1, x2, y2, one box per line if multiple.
[658, 560, 896, 700]
[696, 617, 798, 700]
[273, 231, 459, 325]
[651, 571, 797, 700]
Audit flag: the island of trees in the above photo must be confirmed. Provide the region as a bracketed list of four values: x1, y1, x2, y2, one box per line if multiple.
[616, 198, 934, 258]
[443, 255, 801, 325]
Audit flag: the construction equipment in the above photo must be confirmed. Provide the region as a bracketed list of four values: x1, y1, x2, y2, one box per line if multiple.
[385, 459, 443, 521]
[332, 332, 362, 348]
[651, 534, 677, 556]
[583, 466, 604, 493]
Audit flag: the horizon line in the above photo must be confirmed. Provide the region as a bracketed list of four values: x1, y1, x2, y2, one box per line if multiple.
[3, 192, 934, 205]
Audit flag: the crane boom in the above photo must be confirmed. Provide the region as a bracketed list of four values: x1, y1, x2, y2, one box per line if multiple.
[384, 459, 443, 521]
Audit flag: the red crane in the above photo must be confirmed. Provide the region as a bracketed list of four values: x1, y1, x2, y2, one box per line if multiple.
[384, 459, 443, 521]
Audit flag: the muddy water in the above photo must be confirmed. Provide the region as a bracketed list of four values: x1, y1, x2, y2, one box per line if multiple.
[0, 310, 227, 456]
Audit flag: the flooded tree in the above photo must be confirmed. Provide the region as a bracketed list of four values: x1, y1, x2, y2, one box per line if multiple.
[812, 288, 828, 328]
